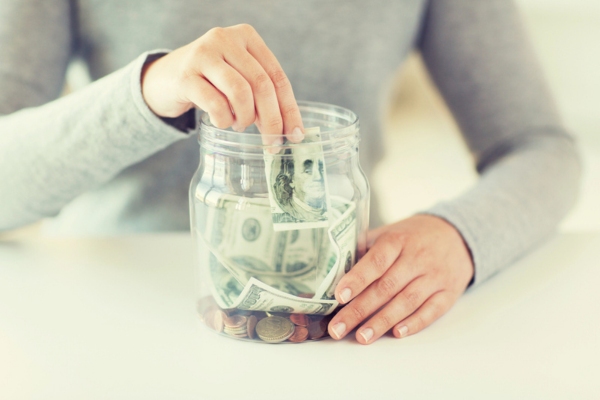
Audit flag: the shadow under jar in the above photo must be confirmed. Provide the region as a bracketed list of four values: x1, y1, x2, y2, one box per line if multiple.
[190, 101, 370, 343]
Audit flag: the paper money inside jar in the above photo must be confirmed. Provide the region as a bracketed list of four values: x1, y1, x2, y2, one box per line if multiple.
[190, 101, 370, 343]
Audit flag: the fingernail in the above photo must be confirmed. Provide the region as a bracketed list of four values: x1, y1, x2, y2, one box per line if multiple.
[331, 322, 346, 339]
[339, 288, 352, 304]
[290, 127, 304, 142]
[359, 328, 374, 343]
[397, 325, 408, 338]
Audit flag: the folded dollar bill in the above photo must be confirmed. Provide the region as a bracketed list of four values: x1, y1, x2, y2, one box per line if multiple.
[264, 127, 332, 231]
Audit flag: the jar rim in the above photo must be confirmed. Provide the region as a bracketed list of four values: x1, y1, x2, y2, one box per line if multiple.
[198, 101, 359, 150]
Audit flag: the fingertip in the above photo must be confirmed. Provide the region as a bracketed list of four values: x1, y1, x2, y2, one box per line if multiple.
[329, 322, 346, 340]
[338, 287, 352, 304]
[396, 325, 409, 338]
[358, 328, 374, 345]
[286, 126, 304, 143]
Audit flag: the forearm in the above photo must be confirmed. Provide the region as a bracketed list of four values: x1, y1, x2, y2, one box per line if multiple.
[0, 51, 189, 231]
[423, 132, 581, 285]
[415, 0, 583, 285]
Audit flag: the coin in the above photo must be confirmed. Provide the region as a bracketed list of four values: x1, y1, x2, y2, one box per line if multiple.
[246, 315, 258, 339]
[288, 326, 309, 343]
[308, 318, 329, 339]
[204, 309, 226, 333]
[224, 315, 247, 329]
[289, 314, 309, 327]
[256, 316, 295, 343]
[224, 325, 248, 335]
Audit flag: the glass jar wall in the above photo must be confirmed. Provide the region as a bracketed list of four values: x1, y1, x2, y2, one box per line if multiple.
[190, 101, 369, 343]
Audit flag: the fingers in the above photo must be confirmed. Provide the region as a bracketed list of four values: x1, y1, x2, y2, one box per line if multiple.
[324, 216, 473, 344]
[354, 282, 447, 344]
[182, 74, 233, 129]
[221, 45, 285, 145]
[198, 57, 255, 131]
[143, 23, 302, 135]
[391, 291, 454, 339]
[329, 271, 426, 342]
[334, 232, 404, 306]
[242, 25, 304, 142]
[190, 24, 302, 145]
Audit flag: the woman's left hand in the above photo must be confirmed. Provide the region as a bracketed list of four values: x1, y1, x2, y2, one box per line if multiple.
[328, 214, 474, 344]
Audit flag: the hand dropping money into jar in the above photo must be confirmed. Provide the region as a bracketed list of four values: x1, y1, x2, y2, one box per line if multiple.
[198, 127, 358, 342]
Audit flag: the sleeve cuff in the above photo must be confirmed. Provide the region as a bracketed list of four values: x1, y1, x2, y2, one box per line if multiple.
[129, 49, 198, 137]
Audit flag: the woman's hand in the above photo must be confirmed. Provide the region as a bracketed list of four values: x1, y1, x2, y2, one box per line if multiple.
[328, 215, 474, 344]
[141, 24, 304, 145]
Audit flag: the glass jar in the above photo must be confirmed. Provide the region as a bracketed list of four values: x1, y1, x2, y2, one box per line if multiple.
[190, 101, 369, 343]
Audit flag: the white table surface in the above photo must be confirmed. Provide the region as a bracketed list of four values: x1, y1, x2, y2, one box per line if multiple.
[1, 232, 599, 399]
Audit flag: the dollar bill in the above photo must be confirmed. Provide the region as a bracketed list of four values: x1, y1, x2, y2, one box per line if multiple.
[205, 247, 337, 314]
[201, 195, 357, 313]
[314, 197, 357, 300]
[195, 148, 356, 314]
[232, 277, 338, 315]
[198, 193, 328, 283]
[264, 127, 332, 231]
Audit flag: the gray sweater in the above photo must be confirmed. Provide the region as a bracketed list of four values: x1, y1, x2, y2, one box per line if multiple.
[0, 0, 581, 286]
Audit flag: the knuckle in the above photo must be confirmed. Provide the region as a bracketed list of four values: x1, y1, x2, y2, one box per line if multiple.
[386, 231, 407, 245]
[377, 313, 394, 330]
[206, 26, 226, 40]
[403, 290, 421, 310]
[349, 305, 367, 322]
[187, 42, 213, 63]
[353, 271, 368, 288]
[370, 251, 389, 274]
[263, 116, 283, 131]
[280, 102, 299, 118]
[253, 73, 274, 94]
[269, 69, 290, 90]
[229, 81, 252, 102]
[413, 314, 426, 332]
[236, 23, 256, 34]
[375, 276, 397, 298]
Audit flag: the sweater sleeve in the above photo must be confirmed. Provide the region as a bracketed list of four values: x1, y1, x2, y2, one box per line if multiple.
[417, 0, 582, 286]
[0, 1, 189, 231]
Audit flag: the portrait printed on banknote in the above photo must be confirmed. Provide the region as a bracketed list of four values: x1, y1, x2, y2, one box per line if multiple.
[265, 127, 330, 231]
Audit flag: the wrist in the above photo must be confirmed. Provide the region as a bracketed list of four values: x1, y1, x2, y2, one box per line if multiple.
[415, 214, 475, 287]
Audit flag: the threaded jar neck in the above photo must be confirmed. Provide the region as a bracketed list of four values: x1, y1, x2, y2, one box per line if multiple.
[198, 101, 360, 158]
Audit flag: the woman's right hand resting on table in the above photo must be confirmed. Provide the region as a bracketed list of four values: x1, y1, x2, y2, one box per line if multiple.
[141, 23, 305, 146]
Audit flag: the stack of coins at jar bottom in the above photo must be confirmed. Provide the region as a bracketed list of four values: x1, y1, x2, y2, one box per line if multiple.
[223, 315, 248, 338]
[287, 314, 308, 342]
[198, 297, 333, 343]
